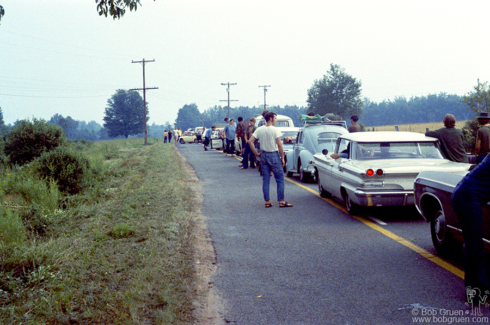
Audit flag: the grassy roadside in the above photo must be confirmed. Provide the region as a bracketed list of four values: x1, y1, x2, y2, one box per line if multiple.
[0, 138, 200, 324]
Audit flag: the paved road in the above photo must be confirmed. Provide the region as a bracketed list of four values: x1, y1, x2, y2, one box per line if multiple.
[178, 143, 490, 324]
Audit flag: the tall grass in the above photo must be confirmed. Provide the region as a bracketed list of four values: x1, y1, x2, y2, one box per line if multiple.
[0, 138, 197, 324]
[367, 120, 467, 133]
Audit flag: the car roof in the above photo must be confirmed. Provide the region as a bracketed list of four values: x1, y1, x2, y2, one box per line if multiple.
[340, 131, 438, 142]
[303, 124, 348, 134]
[255, 114, 293, 120]
[275, 127, 300, 132]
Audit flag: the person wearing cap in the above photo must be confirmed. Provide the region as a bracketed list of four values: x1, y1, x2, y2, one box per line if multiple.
[476, 112, 490, 164]
[425, 114, 468, 163]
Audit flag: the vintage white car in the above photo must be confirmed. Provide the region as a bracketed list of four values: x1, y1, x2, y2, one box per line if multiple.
[284, 119, 348, 182]
[313, 132, 473, 214]
[210, 129, 225, 150]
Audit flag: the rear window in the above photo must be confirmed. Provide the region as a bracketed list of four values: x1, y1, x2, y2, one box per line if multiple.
[355, 142, 443, 160]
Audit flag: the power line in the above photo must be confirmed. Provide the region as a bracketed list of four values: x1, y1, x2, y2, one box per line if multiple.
[258, 85, 271, 111]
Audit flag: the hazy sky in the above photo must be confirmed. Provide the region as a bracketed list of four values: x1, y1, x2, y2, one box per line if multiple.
[1, 0, 489, 126]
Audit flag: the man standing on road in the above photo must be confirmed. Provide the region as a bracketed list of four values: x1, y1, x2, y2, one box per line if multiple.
[248, 112, 293, 208]
[203, 126, 213, 151]
[425, 114, 468, 163]
[451, 154, 490, 298]
[348, 115, 361, 133]
[236, 116, 249, 157]
[223, 118, 237, 157]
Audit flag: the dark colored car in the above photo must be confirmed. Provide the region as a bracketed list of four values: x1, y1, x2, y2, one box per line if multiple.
[414, 170, 490, 255]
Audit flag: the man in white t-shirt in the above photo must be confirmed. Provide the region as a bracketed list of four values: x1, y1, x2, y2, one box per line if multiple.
[248, 112, 293, 208]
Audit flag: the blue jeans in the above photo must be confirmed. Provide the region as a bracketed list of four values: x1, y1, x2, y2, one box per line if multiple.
[451, 156, 490, 291]
[261, 151, 285, 202]
[242, 143, 255, 168]
[226, 139, 235, 154]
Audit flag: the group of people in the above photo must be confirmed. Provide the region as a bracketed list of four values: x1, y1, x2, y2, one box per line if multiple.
[163, 128, 182, 144]
[426, 112, 490, 299]
[202, 110, 293, 208]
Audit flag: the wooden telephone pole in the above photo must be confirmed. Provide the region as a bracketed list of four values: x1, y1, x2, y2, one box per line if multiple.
[259, 85, 271, 111]
[131, 58, 158, 145]
[220, 82, 238, 121]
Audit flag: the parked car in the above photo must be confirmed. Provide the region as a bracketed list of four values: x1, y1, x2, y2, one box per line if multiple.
[284, 117, 348, 182]
[210, 129, 225, 150]
[194, 127, 204, 143]
[313, 131, 473, 215]
[414, 170, 489, 255]
[255, 114, 295, 128]
[179, 132, 198, 144]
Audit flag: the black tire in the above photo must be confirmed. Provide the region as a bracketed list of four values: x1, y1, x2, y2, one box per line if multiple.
[299, 166, 310, 183]
[430, 209, 459, 256]
[179, 138, 185, 144]
[344, 191, 360, 215]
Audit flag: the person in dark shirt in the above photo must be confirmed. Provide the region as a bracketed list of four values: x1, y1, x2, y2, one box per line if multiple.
[476, 112, 490, 164]
[425, 114, 468, 163]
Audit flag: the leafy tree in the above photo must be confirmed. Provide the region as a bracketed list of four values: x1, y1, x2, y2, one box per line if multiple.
[0, 106, 7, 137]
[174, 104, 202, 131]
[0, 5, 4, 22]
[460, 81, 490, 114]
[96, 0, 155, 19]
[307, 64, 363, 119]
[103, 89, 148, 138]
[4, 118, 67, 165]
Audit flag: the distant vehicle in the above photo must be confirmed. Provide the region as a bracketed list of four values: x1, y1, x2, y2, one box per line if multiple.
[314, 131, 472, 214]
[284, 115, 348, 182]
[210, 129, 225, 150]
[255, 114, 295, 128]
[194, 127, 204, 143]
[179, 132, 198, 144]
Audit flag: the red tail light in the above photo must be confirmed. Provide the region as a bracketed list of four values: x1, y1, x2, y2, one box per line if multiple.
[366, 169, 375, 177]
[376, 169, 384, 176]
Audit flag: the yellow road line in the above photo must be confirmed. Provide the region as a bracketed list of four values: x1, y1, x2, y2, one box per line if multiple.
[285, 177, 464, 279]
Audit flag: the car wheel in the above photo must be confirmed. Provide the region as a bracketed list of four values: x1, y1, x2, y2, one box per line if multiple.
[299, 167, 310, 183]
[344, 191, 360, 215]
[194, 139, 198, 143]
[430, 209, 458, 256]
[179, 138, 185, 144]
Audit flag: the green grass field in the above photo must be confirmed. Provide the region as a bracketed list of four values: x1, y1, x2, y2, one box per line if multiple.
[366, 120, 467, 133]
[0, 138, 199, 324]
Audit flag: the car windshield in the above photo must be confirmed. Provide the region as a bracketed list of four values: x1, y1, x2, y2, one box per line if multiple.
[354, 142, 443, 160]
[316, 132, 342, 153]
[276, 121, 291, 127]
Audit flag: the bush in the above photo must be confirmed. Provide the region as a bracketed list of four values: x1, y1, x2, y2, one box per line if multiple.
[37, 147, 93, 195]
[0, 209, 26, 247]
[4, 118, 67, 166]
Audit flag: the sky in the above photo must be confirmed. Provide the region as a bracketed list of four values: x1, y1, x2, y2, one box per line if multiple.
[1, 0, 490, 127]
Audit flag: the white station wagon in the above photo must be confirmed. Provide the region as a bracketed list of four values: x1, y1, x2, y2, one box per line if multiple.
[313, 131, 473, 214]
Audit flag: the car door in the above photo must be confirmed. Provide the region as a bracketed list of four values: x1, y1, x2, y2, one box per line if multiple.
[327, 138, 351, 199]
[293, 131, 304, 171]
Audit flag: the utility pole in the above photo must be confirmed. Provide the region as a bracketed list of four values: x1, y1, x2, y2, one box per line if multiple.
[131, 58, 158, 145]
[258, 85, 271, 111]
[220, 82, 237, 121]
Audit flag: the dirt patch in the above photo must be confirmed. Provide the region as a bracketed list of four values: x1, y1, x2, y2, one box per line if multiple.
[178, 152, 225, 324]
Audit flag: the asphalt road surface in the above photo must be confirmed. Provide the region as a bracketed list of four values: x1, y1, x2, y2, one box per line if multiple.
[178, 143, 490, 325]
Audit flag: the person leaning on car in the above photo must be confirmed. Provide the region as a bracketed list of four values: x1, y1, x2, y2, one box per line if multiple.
[425, 114, 468, 163]
[475, 112, 490, 164]
[451, 152, 490, 298]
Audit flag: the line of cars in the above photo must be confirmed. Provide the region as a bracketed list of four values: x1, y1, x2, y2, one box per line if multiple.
[282, 115, 484, 257]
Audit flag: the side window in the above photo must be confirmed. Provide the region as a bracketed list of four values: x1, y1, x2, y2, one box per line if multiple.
[297, 132, 303, 144]
[337, 139, 350, 158]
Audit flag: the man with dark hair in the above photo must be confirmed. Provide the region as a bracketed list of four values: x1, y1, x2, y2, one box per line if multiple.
[248, 112, 293, 208]
[425, 114, 468, 163]
[348, 115, 361, 133]
[236, 116, 248, 157]
[257, 109, 269, 127]
[203, 126, 214, 151]
[223, 118, 237, 157]
[476, 112, 490, 164]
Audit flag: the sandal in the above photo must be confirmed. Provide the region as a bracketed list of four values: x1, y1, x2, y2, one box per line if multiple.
[265, 202, 273, 208]
[279, 202, 293, 208]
